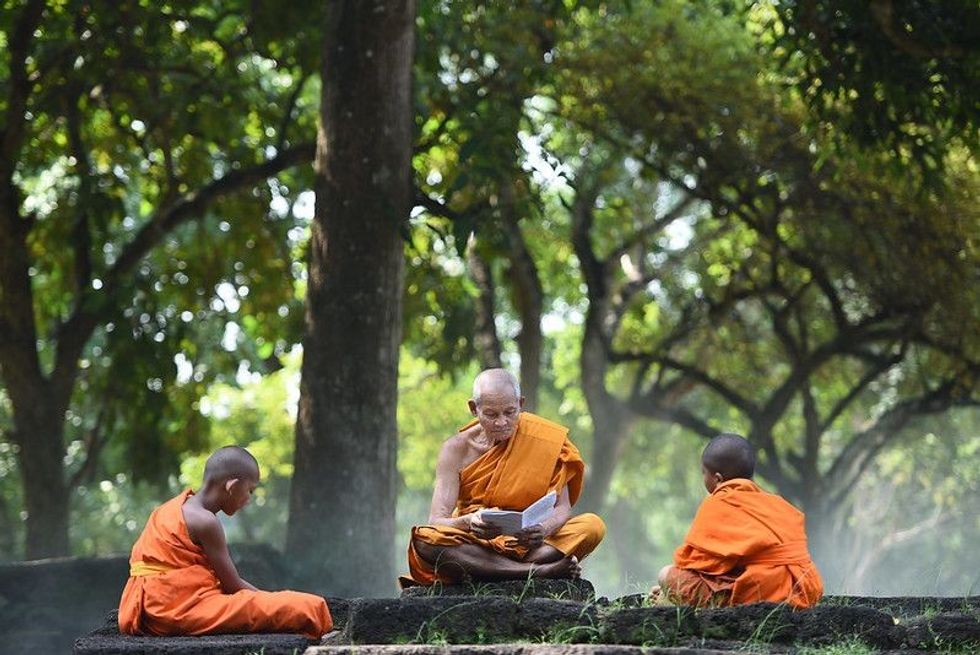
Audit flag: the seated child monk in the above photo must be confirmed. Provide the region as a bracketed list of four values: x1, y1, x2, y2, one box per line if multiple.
[651, 433, 823, 609]
[119, 445, 332, 638]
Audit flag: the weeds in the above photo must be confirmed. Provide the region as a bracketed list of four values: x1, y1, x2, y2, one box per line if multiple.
[541, 622, 601, 644]
[745, 603, 792, 647]
[796, 637, 878, 655]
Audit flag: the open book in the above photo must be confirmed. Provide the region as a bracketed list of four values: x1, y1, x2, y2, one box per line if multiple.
[480, 491, 557, 536]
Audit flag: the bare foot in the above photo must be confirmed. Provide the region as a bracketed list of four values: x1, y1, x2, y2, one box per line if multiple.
[568, 555, 581, 579]
[531, 555, 580, 579]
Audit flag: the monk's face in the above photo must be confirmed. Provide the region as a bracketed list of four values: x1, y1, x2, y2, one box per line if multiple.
[223, 475, 259, 516]
[469, 388, 524, 443]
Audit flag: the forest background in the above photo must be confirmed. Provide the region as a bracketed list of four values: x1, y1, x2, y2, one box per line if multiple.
[1, 0, 977, 601]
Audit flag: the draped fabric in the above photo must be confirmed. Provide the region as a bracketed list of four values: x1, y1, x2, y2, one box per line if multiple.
[669, 479, 823, 608]
[119, 490, 332, 638]
[405, 412, 604, 585]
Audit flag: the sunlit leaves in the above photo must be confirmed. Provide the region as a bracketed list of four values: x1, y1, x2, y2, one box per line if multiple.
[769, 0, 980, 177]
[3, 0, 319, 495]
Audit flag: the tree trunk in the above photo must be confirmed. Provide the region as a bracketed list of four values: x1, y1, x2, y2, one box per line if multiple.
[466, 245, 503, 369]
[501, 180, 543, 412]
[1, 181, 71, 558]
[804, 500, 849, 593]
[570, 190, 633, 514]
[285, 0, 415, 597]
[15, 410, 70, 558]
[576, 320, 633, 514]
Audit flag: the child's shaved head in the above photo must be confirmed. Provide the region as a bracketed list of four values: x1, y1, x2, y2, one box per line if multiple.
[702, 433, 755, 481]
[203, 445, 259, 483]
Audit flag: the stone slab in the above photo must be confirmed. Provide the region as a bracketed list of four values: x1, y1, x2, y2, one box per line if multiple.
[73, 632, 314, 655]
[401, 579, 595, 603]
[309, 646, 742, 655]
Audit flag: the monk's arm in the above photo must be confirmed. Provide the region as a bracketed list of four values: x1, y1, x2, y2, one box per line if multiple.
[190, 513, 258, 593]
[541, 485, 573, 536]
[427, 436, 477, 531]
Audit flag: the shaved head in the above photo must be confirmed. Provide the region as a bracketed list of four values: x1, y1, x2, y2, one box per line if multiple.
[702, 433, 755, 481]
[203, 445, 259, 484]
[472, 368, 521, 406]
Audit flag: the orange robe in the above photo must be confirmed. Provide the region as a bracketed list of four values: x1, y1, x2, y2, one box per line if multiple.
[406, 412, 606, 585]
[118, 490, 332, 639]
[665, 479, 823, 608]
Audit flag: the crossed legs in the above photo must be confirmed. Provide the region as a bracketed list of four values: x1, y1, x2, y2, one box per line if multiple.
[412, 538, 580, 583]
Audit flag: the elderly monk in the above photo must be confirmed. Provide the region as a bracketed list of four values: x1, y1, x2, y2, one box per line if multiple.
[652, 433, 823, 608]
[403, 368, 606, 585]
[119, 446, 332, 638]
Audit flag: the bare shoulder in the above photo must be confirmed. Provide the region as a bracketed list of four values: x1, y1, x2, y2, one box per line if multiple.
[181, 500, 221, 545]
[437, 432, 471, 468]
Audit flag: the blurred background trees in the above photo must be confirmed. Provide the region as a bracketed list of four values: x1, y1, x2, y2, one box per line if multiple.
[1, 0, 976, 597]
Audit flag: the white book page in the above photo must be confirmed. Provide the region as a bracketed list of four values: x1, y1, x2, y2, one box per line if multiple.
[481, 491, 558, 535]
[521, 491, 557, 529]
[480, 509, 522, 535]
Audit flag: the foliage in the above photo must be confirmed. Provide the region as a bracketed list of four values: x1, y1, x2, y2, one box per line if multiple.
[768, 0, 980, 175]
[1, 0, 977, 602]
[179, 349, 302, 548]
[834, 410, 980, 594]
[0, 0, 320, 555]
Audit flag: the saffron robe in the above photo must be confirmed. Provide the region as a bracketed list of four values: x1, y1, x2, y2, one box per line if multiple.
[406, 412, 606, 585]
[118, 490, 332, 639]
[667, 479, 823, 608]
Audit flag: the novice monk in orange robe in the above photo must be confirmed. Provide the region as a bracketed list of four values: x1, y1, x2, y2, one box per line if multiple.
[403, 368, 606, 585]
[119, 446, 332, 638]
[652, 433, 823, 609]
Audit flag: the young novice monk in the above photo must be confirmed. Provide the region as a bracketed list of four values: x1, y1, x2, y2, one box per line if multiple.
[652, 433, 823, 608]
[119, 445, 332, 638]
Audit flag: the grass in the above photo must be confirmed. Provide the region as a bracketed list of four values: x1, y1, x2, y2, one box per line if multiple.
[540, 622, 601, 644]
[745, 603, 793, 646]
[796, 637, 879, 655]
[635, 605, 690, 648]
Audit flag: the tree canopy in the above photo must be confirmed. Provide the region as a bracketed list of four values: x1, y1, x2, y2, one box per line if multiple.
[1, 0, 976, 597]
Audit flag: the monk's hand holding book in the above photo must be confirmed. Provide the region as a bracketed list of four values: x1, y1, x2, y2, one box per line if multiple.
[515, 524, 545, 548]
[480, 491, 558, 539]
[469, 510, 504, 539]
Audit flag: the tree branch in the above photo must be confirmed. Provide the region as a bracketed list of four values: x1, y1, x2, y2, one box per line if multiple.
[414, 188, 463, 222]
[0, 0, 45, 176]
[869, 0, 972, 59]
[628, 396, 719, 439]
[819, 348, 905, 434]
[51, 142, 316, 394]
[826, 375, 973, 507]
[276, 72, 310, 152]
[466, 241, 503, 369]
[607, 195, 697, 263]
[656, 355, 759, 416]
[65, 92, 94, 298]
[68, 404, 108, 488]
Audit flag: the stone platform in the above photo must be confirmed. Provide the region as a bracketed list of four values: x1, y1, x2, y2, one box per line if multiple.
[67, 582, 980, 655]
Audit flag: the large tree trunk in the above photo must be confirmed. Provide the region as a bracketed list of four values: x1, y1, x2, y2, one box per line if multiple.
[0, 236, 71, 558]
[575, 315, 633, 514]
[0, 0, 67, 560]
[466, 245, 503, 369]
[285, 0, 416, 597]
[15, 409, 70, 558]
[570, 191, 633, 514]
[501, 180, 543, 412]
[0, 220, 73, 558]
